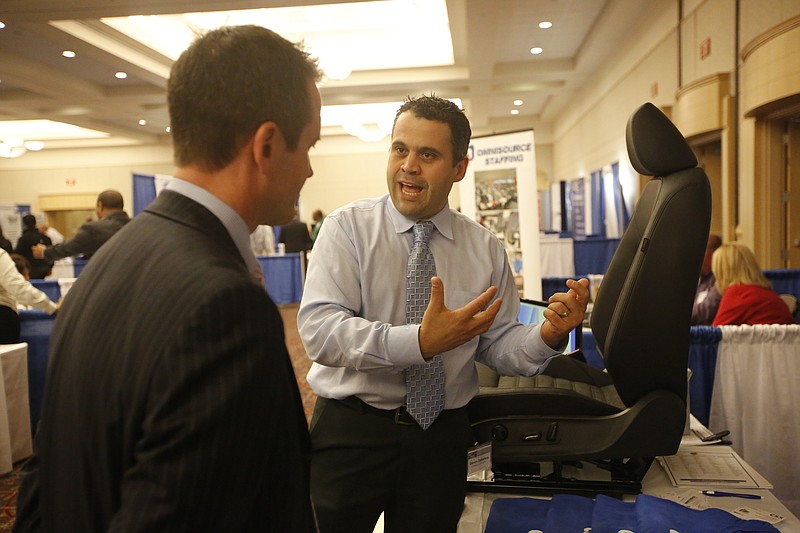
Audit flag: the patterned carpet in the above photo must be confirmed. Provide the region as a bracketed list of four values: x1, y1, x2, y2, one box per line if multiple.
[0, 303, 315, 530]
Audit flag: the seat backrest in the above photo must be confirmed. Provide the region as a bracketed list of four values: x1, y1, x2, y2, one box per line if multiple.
[590, 103, 711, 407]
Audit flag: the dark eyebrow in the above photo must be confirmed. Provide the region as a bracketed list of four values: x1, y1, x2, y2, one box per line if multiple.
[418, 145, 443, 157]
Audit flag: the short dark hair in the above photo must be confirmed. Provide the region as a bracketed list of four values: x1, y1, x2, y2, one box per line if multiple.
[22, 214, 37, 229]
[394, 95, 471, 165]
[168, 25, 322, 172]
[97, 190, 124, 210]
[10, 253, 29, 276]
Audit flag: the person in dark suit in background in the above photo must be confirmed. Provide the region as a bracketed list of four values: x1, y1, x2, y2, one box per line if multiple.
[279, 209, 313, 253]
[32, 190, 130, 262]
[14, 25, 322, 533]
[13, 215, 52, 279]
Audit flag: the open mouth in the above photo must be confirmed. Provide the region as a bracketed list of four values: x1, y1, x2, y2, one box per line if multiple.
[400, 181, 424, 197]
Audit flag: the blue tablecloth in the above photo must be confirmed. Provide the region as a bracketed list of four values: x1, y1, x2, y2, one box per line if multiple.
[572, 237, 618, 275]
[73, 258, 89, 277]
[19, 309, 57, 433]
[687, 326, 722, 427]
[257, 254, 303, 305]
[30, 279, 60, 301]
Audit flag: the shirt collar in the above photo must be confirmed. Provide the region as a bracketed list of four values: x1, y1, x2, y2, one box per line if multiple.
[385, 194, 454, 241]
[165, 178, 260, 272]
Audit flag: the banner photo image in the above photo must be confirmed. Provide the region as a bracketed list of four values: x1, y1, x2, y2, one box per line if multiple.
[460, 129, 541, 299]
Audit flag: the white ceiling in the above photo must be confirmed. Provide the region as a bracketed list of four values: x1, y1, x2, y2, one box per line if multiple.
[0, 0, 653, 152]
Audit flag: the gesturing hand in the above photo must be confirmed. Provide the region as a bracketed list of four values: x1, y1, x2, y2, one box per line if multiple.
[540, 278, 590, 350]
[418, 277, 502, 360]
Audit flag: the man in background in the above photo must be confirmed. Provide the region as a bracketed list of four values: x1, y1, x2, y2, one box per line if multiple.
[32, 190, 130, 262]
[691, 234, 722, 325]
[14, 25, 321, 532]
[13, 215, 51, 279]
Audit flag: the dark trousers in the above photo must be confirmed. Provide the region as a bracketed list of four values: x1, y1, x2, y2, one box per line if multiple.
[310, 396, 474, 533]
[0, 306, 20, 344]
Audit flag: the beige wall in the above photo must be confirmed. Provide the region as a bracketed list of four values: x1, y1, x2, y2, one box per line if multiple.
[0, 144, 174, 215]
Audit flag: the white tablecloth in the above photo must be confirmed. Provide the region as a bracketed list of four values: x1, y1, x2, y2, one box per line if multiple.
[0, 343, 33, 474]
[539, 235, 574, 277]
[709, 324, 800, 517]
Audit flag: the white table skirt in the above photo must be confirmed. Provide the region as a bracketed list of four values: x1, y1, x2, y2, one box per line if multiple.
[0, 343, 33, 474]
[709, 324, 800, 517]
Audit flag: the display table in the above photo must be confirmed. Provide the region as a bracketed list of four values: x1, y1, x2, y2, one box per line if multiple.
[0, 343, 33, 474]
[257, 253, 304, 305]
[459, 417, 800, 531]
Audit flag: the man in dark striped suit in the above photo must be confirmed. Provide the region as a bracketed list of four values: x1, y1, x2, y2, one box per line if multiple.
[14, 25, 321, 532]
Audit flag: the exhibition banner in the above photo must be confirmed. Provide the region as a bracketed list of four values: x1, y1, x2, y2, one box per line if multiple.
[460, 129, 541, 299]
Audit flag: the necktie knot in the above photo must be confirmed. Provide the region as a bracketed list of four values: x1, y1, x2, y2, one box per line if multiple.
[413, 221, 435, 246]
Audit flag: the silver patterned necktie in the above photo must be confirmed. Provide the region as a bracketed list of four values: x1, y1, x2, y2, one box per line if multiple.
[405, 221, 445, 430]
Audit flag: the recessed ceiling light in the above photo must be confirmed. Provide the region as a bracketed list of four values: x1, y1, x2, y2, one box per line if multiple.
[510, 109, 520, 115]
[115, 71, 128, 79]
[539, 21, 553, 29]
[513, 99, 523, 106]
[25, 141, 45, 151]
[165, 126, 171, 133]
[62, 50, 76, 58]
[138, 119, 147, 126]
[0, 21, 6, 30]
[530, 47, 543, 55]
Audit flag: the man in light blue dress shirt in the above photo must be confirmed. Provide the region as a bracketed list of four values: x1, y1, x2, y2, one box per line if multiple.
[299, 95, 589, 533]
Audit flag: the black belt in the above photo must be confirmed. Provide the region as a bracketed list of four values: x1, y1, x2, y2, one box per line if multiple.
[336, 396, 419, 426]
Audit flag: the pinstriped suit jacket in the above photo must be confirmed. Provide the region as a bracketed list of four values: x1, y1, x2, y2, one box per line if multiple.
[14, 190, 317, 532]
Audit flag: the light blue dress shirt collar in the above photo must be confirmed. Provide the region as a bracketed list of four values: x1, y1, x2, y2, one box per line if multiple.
[385, 196, 455, 242]
[165, 178, 260, 273]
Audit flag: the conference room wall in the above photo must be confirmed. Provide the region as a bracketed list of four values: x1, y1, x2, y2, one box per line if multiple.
[0, 143, 174, 217]
[552, 0, 678, 193]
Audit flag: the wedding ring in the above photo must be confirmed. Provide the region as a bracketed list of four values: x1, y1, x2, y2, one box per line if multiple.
[559, 310, 570, 318]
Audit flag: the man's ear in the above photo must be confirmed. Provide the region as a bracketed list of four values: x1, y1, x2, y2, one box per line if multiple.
[253, 122, 279, 167]
[453, 157, 469, 183]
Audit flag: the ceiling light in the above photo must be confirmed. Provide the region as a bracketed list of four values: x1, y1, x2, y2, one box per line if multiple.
[0, 22, 5, 30]
[510, 109, 520, 115]
[0, 139, 46, 158]
[25, 141, 44, 151]
[62, 50, 76, 58]
[99, 1, 454, 74]
[114, 71, 127, 79]
[539, 21, 553, 29]
[530, 47, 543, 55]
[165, 126, 171, 133]
[138, 119, 147, 126]
[513, 99, 523, 106]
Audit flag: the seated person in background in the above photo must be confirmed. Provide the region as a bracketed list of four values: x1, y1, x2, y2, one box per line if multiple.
[691, 234, 722, 325]
[0, 251, 58, 344]
[711, 242, 796, 326]
[32, 189, 131, 263]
